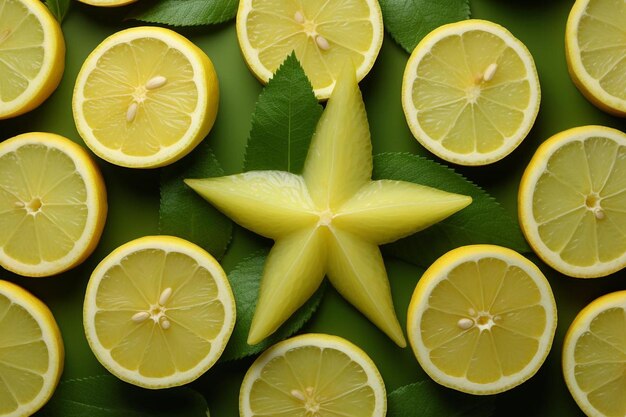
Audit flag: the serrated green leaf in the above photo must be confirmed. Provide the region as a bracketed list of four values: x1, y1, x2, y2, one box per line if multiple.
[39, 375, 208, 417]
[44, 0, 70, 22]
[379, 0, 471, 54]
[220, 251, 325, 361]
[129, 0, 238, 26]
[374, 152, 530, 267]
[388, 381, 495, 417]
[160, 142, 232, 259]
[243, 53, 323, 174]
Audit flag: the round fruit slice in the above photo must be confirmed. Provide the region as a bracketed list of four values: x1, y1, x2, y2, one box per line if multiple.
[402, 19, 540, 166]
[83, 236, 236, 389]
[0, 280, 64, 417]
[76, 0, 137, 7]
[566, 0, 626, 116]
[236, 0, 383, 100]
[407, 245, 557, 394]
[0, 0, 65, 120]
[519, 126, 626, 278]
[0, 132, 107, 277]
[563, 291, 626, 417]
[240, 334, 386, 417]
[73, 27, 219, 168]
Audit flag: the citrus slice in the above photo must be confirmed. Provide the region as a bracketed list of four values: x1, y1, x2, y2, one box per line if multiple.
[0, 280, 64, 417]
[402, 19, 540, 166]
[563, 291, 626, 417]
[72, 27, 219, 169]
[0, 132, 107, 277]
[83, 235, 236, 389]
[519, 126, 626, 278]
[566, 0, 626, 116]
[239, 333, 386, 417]
[0, 0, 65, 120]
[75, 0, 137, 7]
[236, 0, 383, 99]
[407, 245, 557, 394]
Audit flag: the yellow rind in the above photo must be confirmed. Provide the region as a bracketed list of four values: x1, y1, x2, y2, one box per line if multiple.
[0, 280, 64, 417]
[0, 0, 65, 120]
[0, 132, 107, 277]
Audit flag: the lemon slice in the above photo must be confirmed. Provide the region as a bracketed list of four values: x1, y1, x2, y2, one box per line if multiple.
[407, 245, 557, 394]
[0, 0, 65, 120]
[0, 280, 64, 417]
[0, 132, 107, 277]
[563, 291, 626, 417]
[239, 334, 386, 417]
[76, 0, 137, 7]
[236, 0, 383, 99]
[83, 236, 236, 389]
[566, 0, 626, 116]
[402, 19, 540, 166]
[73, 27, 219, 169]
[519, 126, 626, 278]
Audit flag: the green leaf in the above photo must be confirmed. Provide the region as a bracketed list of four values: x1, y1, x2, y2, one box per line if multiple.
[129, 0, 238, 26]
[387, 381, 495, 417]
[160, 142, 232, 259]
[44, 0, 71, 22]
[220, 252, 325, 361]
[379, 0, 471, 53]
[39, 375, 208, 416]
[243, 53, 323, 174]
[374, 152, 530, 267]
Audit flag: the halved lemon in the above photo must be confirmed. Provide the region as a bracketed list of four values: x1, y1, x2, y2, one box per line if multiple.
[519, 126, 626, 278]
[239, 333, 386, 416]
[73, 27, 219, 169]
[563, 291, 626, 417]
[83, 235, 236, 389]
[402, 19, 540, 165]
[236, 0, 383, 99]
[0, 0, 65, 120]
[566, 0, 626, 117]
[0, 280, 64, 417]
[407, 245, 557, 394]
[0, 132, 107, 277]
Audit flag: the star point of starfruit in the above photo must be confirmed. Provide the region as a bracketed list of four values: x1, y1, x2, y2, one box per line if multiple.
[186, 66, 471, 347]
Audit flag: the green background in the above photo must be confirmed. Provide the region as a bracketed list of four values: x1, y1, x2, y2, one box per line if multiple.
[2, 0, 626, 415]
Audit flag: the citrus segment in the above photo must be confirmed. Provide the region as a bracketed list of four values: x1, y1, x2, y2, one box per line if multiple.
[408, 245, 557, 394]
[0, 0, 65, 119]
[563, 291, 626, 417]
[83, 236, 235, 389]
[236, 0, 383, 99]
[0, 280, 63, 417]
[566, 0, 626, 116]
[73, 27, 219, 168]
[519, 126, 626, 278]
[0, 132, 107, 277]
[239, 334, 386, 417]
[402, 19, 540, 165]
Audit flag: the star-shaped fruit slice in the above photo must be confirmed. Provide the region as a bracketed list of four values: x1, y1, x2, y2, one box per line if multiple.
[186, 66, 472, 347]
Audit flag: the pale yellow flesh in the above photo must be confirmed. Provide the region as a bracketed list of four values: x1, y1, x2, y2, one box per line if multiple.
[532, 137, 626, 267]
[248, 345, 376, 416]
[0, 144, 88, 265]
[81, 38, 198, 156]
[573, 306, 626, 416]
[421, 257, 547, 384]
[0, 293, 49, 414]
[0, 0, 45, 103]
[187, 66, 471, 347]
[93, 248, 227, 378]
[410, 29, 532, 155]
[241, 0, 379, 95]
[576, 0, 626, 102]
